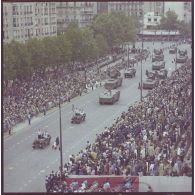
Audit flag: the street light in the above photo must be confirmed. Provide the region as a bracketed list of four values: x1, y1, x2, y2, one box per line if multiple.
[140, 17, 144, 102]
[57, 69, 63, 179]
[175, 48, 177, 71]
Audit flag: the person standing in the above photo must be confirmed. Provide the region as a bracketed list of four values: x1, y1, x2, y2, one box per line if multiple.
[55, 136, 60, 148]
[28, 113, 31, 125]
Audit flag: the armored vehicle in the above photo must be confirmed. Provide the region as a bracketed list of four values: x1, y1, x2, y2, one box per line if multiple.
[152, 61, 165, 70]
[124, 68, 136, 78]
[104, 77, 123, 90]
[152, 54, 164, 62]
[32, 134, 51, 149]
[176, 55, 188, 63]
[107, 67, 121, 78]
[152, 49, 164, 62]
[143, 79, 159, 90]
[169, 47, 177, 54]
[157, 69, 168, 79]
[146, 70, 157, 80]
[99, 90, 120, 105]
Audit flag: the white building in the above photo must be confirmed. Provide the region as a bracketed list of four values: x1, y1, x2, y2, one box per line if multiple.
[3, 2, 57, 43]
[143, 12, 161, 29]
[164, 2, 191, 22]
[56, 2, 97, 34]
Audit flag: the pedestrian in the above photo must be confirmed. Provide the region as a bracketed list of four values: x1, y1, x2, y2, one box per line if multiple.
[8, 127, 11, 135]
[43, 105, 46, 116]
[72, 104, 75, 112]
[138, 82, 141, 90]
[56, 136, 60, 147]
[28, 113, 31, 125]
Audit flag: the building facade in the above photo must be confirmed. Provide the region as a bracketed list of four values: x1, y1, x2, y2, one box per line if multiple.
[3, 2, 57, 43]
[56, 2, 97, 34]
[143, 12, 161, 29]
[97, 2, 108, 14]
[143, 2, 164, 16]
[107, 2, 144, 19]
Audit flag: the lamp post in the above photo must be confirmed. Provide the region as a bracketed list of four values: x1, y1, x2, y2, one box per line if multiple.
[57, 68, 63, 179]
[175, 48, 177, 71]
[128, 43, 129, 68]
[140, 19, 144, 102]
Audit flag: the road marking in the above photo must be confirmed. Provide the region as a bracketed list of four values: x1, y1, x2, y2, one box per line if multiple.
[17, 142, 20, 144]
[69, 126, 73, 129]
[46, 166, 50, 169]
[28, 179, 32, 183]
[40, 169, 45, 173]
[8, 166, 14, 170]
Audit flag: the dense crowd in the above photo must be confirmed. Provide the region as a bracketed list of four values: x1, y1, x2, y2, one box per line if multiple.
[46, 60, 192, 192]
[3, 62, 108, 132]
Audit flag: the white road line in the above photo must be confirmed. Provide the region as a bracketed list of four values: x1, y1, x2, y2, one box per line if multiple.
[17, 142, 20, 144]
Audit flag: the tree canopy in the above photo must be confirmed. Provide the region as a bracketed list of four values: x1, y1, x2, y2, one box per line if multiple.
[3, 12, 139, 81]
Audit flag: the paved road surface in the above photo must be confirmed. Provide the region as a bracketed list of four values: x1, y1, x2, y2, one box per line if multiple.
[3, 41, 191, 192]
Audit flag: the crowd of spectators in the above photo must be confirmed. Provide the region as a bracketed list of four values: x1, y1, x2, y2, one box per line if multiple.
[3, 61, 108, 132]
[45, 60, 192, 192]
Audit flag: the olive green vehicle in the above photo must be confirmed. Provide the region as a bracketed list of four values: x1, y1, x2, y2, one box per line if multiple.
[105, 67, 123, 89]
[176, 55, 188, 63]
[169, 47, 177, 54]
[143, 79, 159, 90]
[104, 77, 123, 90]
[152, 61, 165, 70]
[99, 90, 120, 104]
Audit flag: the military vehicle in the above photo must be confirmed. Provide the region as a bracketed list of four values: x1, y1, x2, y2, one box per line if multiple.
[152, 61, 165, 70]
[176, 55, 188, 63]
[152, 49, 164, 62]
[178, 50, 187, 56]
[157, 69, 168, 79]
[107, 67, 121, 78]
[104, 77, 123, 90]
[105, 67, 123, 89]
[169, 47, 177, 54]
[143, 79, 159, 90]
[32, 134, 51, 149]
[124, 67, 136, 78]
[99, 90, 120, 105]
[71, 110, 86, 124]
[146, 70, 157, 80]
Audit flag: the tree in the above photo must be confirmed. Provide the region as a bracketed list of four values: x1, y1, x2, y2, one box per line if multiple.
[65, 22, 84, 64]
[80, 28, 98, 63]
[91, 12, 138, 48]
[160, 10, 179, 31]
[55, 34, 72, 67]
[26, 38, 45, 71]
[177, 20, 191, 37]
[95, 34, 110, 58]
[3, 41, 31, 80]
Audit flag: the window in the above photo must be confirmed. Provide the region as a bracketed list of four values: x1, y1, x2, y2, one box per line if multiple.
[154, 18, 157, 22]
[148, 18, 151, 22]
[13, 18, 17, 27]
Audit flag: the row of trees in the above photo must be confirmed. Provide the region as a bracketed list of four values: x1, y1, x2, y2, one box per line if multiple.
[3, 12, 139, 81]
